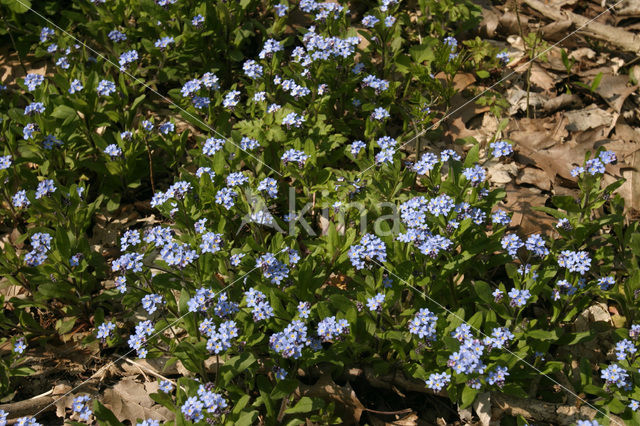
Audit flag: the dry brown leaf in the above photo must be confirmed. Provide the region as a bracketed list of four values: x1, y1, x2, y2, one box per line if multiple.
[326, 273, 349, 291]
[298, 373, 364, 424]
[564, 105, 613, 132]
[369, 412, 419, 426]
[592, 74, 638, 113]
[103, 377, 174, 424]
[517, 167, 552, 191]
[503, 183, 556, 236]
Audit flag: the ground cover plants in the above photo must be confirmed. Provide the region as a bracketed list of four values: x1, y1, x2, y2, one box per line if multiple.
[1, 0, 640, 424]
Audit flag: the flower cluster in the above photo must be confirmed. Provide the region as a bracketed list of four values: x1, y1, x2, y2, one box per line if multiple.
[557, 250, 591, 275]
[181, 385, 227, 422]
[200, 319, 238, 354]
[24, 232, 52, 267]
[256, 252, 290, 285]
[408, 308, 438, 340]
[348, 234, 387, 269]
[71, 395, 92, 421]
[270, 320, 311, 359]
[245, 288, 274, 321]
[317, 316, 350, 342]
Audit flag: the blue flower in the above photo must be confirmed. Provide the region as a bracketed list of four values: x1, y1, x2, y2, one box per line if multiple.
[154, 36, 174, 49]
[491, 210, 510, 226]
[599, 150, 617, 164]
[297, 301, 311, 318]
[496, 51, 510, 64]
[97, 321, 115, 339]
[362, 15, 380, 28]
[490, 140, 513, 158]
[14, 338, 26, 354]
[203, 137, 225, 155]
[191, 14, 205, 26]
[600, 364, 629, 390]
[282, 112, 305, 128]
[13, 190, 30, 208]
[317, 316, 349, 341]
[427, 194, 455, 217]
[557, 250, 591, 275]
[274, 3, 288, 16]
[201, 72, 219, 89]
[271, 320, 309, 358]
[137, 420, 160, 426]
[223, 90, 240, 109]
[97, 80, 116, 96]
[507, 288, 530, 308]
[24, 74, 44, 91]
[181, 396, 204, 422]
[371, 107, 390, 120]
[112, 252, 144, 273]
[425, 372, 450, 392]
[200, 232, 223, 254]
[487, 366, 509, 387]
[118, 50, 138, 69]
[24, 102, 45, 115]
[230, 253, 245, 266]
[215, 187, 237, 210]
[40, 27, 55, 42]
[159, 380, 174, 393]
[0, 155, 12, 170]
[348, 234, 387, 269]
[141, 294, 163, 315]
[412, 153, 438, 175]
[366, 293, 385, 312]
[120, 229, 141, 251]
[462, 164, 487, 186]
[71, 395, 92, 421]
[108, 29, 127, 42]
[256, 253, 290, 285]
[384, 16, 396, 27]
[350, 140, 366, 155]
[259, 38, 283, 59]
[570, 166, 584, 177]
[56, 56, 70, 69]
[23, 123, 38, 140]
[281, 149, 309, 166]
[160, 243, 198, 268]
[418, 234, 453, 258]
[501, 233, 523, 257]
[243, 59, 263, 79]
[158, 122, 175, 135]
[597, 276, 615, 290]
[408, 308, 438, 340]
[104, 144, 122, 158]
[525, 234, 548, 257]
[35, 179, 56, 199]
[181, 79, 202, 97]
[585, 158, 605, 175]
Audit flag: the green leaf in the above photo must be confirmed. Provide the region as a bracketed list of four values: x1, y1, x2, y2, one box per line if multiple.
[463, 142, 479, 168]
[284, 396, 324, 414]
[51, 105, 78, 121]
[551, 195, 580, 213]
[476, 70, 490, 79]
[92, 401, 124, 425]
[473, 281, 493, 304]
[1, 0, 31, 13]
[526, 328, 559, 341]
[236, 410, 259, 426]
[460, 386, 478, 408]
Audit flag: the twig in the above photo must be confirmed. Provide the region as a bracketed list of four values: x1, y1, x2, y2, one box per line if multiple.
[522, 0, 640, 54]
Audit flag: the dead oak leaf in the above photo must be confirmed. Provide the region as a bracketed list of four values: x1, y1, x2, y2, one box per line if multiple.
[102, 377, 174, 424]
